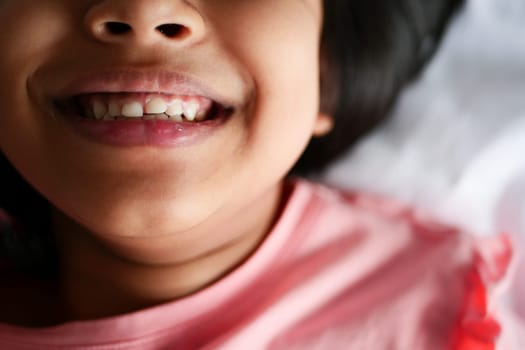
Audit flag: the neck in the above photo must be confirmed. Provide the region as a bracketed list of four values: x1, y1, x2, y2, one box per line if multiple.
[52, 183, 284, 321]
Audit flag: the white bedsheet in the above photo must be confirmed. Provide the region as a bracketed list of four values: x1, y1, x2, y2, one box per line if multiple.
[321, 0, 525, 317]
[323, 0, 525, 236]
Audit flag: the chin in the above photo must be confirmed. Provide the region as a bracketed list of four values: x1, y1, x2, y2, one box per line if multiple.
[69, 195, 214, 238]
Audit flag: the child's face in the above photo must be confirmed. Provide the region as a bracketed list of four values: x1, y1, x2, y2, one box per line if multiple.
[0, 1, 325, 240]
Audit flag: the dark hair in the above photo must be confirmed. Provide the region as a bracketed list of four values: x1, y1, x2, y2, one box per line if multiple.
[0, 156, 57, 278]
[294, 0, 465, 173]
[0, 0, 465, 277]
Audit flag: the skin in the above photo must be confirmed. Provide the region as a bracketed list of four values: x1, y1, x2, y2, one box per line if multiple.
[0, 0, 331, 325]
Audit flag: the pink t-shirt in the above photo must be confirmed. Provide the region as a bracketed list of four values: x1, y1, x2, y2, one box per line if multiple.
[0, 179, 517, 349]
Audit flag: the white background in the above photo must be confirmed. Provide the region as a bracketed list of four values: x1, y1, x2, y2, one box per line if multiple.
[321, 0, 525, 316]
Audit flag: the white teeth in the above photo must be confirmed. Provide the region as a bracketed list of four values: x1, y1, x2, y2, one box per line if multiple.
[170, 114, 184, 122]
[122, 102, 144, 118]
[88, 97, 208, 122]
[93, 101, 107, 120]
[195, 109, 207, 122]
[166, 100, 183, 118]
[145, 97, 168, 114]
[108, 102, 121, 117]
[183, 101, 199, 121]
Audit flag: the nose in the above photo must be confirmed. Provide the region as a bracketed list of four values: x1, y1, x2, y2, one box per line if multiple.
[84, 0, 206, 46]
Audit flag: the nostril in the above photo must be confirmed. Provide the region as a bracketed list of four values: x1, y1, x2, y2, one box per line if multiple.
[105, 22, 132, 35]
[156, 24, 185, 38]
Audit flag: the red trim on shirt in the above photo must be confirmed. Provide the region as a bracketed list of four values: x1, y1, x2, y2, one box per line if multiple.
[451, 269, 501, 350]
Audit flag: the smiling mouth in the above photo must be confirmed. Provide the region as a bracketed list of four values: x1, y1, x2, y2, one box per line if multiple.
[54, 92, 232, 123]
[47, 69, 239, 147]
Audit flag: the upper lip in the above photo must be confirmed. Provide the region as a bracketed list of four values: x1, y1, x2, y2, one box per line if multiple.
[53, 68, 234, 108]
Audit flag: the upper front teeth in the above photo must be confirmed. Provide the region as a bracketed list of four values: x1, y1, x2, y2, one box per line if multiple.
[183, 102, 199, 121]
[88, 95, 208, 122]
[109, 102, 120, 118]
[93, 101, 107, 120]
[122, 102, 144, 118]
[165, 100, 183, 117]
[145, 97, 168, 114]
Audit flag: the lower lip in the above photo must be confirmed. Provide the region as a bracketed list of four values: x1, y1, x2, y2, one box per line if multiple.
[64, 116, 228, 147]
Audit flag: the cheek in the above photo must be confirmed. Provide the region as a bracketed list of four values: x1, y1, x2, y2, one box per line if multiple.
[0, 2, 69, 70]
[0, 3, 80, 217]
[219, 5, 322, 170]
[209, 1, 322, 117]
[0, 2, 71, 147]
